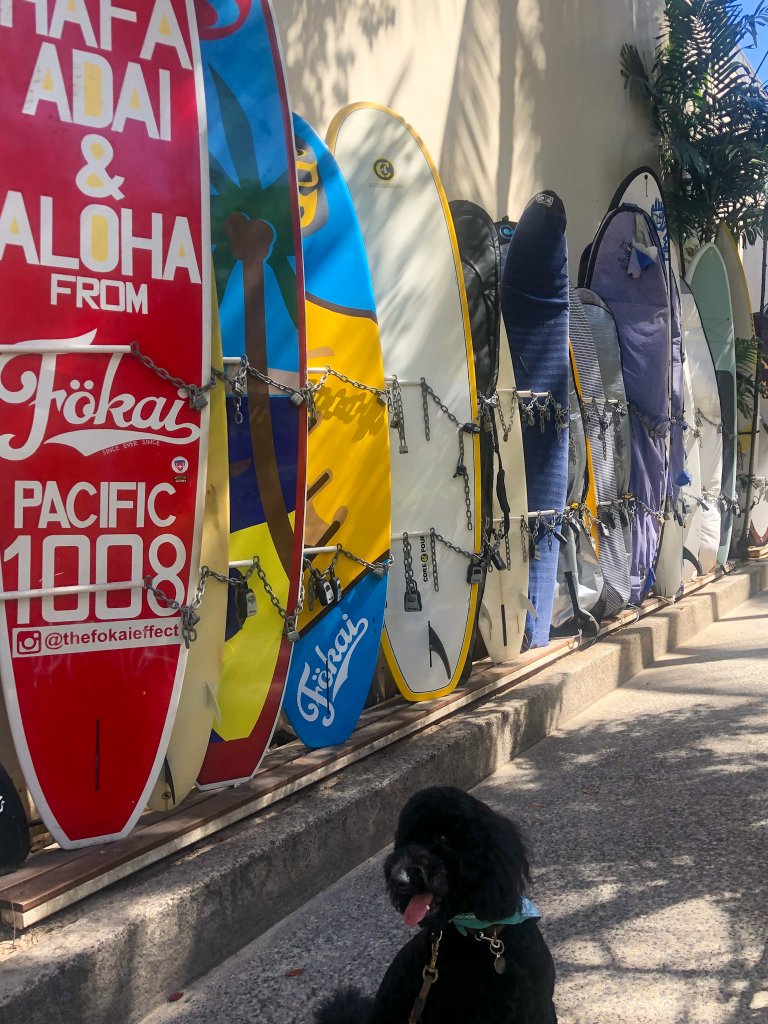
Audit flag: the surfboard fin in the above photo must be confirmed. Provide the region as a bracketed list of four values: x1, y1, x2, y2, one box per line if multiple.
[161, 758, 176, 809]
[427, 622, 451, 680]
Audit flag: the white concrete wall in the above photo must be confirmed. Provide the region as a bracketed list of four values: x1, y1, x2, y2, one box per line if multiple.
[274, 0, 665, 272]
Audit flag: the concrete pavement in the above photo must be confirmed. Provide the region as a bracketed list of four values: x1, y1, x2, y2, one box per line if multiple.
[138, 589, 768, 1024]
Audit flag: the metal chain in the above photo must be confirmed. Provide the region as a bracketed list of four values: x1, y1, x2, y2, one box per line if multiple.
[494, 390, 517, 442]
[429, 529, 439, 591]
[454, 426, 477, 531]
[130, 342, 217, 411]
[420, 378, 464, 431]
[311, 365, 387, 403]
[402, 531, 418, 594]
[628, 402, 670, 442]
[388, 376, 408, 454]
[520, 516, 530, 563]
[695, 407, 723, 434]
[329, 545, 394, 578]
[429, 527, 476, 561]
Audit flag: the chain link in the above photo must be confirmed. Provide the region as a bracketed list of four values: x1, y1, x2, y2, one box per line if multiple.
[429, 527, 477, 561]
[628, 402, 670, 442]
[429, 529, 439, 591]
[388, 375, 408, 454]
[130, 342, 217, 411]
[311, 365, 387, 403]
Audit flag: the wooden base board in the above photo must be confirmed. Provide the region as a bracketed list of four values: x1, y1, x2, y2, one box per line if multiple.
[747, 543, 768, 561]
[0, 567, 722, 931]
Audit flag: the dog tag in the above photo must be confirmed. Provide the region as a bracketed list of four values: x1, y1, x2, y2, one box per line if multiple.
[493, 955, 506, 975]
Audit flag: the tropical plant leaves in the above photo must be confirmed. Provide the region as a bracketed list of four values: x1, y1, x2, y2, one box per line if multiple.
[620, 0, 768, 250]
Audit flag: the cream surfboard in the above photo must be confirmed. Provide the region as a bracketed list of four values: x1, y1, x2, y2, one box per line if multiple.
[478, 319, 529, 663]
[329, 104, 481, 700]
[149, 303, 228, 812]
[686, 243, 737, 565]
[681, 330, 703, 582]
[715, 225, 768, 547]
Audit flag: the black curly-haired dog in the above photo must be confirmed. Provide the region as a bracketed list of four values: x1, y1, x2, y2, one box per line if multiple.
[315, 786, 557, 1023]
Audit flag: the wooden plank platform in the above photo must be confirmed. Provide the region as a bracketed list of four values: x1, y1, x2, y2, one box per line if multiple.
[0, 568, 722, 930]
[747, 542, 768, 561]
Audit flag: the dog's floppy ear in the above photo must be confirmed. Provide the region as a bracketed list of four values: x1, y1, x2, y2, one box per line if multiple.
[472, 808, 531, 921]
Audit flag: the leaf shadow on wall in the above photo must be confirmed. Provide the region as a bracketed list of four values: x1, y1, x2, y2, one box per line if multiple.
[273, 0, 397, 129]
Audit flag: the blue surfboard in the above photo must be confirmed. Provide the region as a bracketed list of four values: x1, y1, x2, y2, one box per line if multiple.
[282, 114, 390, 748]
[500, 191, 570, 649]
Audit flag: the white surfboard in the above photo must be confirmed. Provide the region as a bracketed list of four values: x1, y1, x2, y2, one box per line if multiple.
[715, 225, 768, 545]
[328, 104, 481, 700]
[478, 319, 529, 663]
[680, 280, 723, 573]
[681, 310, 703, 581]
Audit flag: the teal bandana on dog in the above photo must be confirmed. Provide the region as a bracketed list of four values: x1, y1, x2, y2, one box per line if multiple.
[451, 897, 541, 936]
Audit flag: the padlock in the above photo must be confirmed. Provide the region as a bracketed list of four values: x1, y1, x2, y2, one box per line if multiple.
[284, 624, 300, 642]
[466, 559, 485, 585]
[290, 390, 305, 407]
[700, 499, 710, 511]
[245, 590, 258, 618]
[189, 390, 209, 411]
[618, 505, 630, 527]
[404, 586, 422, 612]
[231, 376, 247, 397]
[604, 510, 617, 530]
[235, 584, 249, 627]
[316, 576, 336, 606]
[328, 571, 343, 603]
[490, 546, 507, 571]
[453, 462, 468, 479]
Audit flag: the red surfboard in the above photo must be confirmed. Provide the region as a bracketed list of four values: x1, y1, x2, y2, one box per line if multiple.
[0, 1, 210, 847]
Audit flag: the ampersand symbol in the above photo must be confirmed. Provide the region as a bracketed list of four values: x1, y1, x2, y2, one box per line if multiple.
[76, 134, 125, 200]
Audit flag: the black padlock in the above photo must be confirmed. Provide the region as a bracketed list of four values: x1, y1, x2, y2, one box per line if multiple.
[618, 505, 630, 527]
[316, 576, 336, 606]
[235, 583, 249, 627]
[328, 570, 343, 603]
[490, 546, 507, 571]
[466, 559, 485, 585]
[404, 586, 422, 612]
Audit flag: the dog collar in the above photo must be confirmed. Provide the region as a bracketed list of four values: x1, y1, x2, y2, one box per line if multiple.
[451, 896, 541, 936]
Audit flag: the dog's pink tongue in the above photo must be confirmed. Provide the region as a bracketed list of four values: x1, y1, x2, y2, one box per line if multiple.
[403, 893, 433, 927]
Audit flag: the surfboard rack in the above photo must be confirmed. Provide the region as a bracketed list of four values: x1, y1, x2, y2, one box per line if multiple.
[0, 346, 132, 355]
[0, 580, 145, 602]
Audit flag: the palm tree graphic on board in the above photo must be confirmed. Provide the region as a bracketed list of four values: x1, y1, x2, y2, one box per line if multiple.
[208, 67, 299, 577]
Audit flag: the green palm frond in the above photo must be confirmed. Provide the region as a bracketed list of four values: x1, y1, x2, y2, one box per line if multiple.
[621, 0, 768, 249]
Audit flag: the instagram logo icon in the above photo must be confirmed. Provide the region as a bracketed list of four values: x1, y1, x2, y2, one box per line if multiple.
[16, 630, 41, 656]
